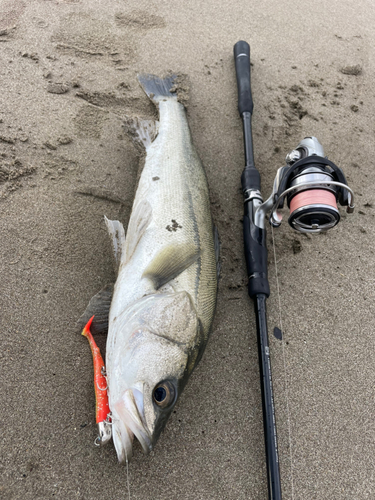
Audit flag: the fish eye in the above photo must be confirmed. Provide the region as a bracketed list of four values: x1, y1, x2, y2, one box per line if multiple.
[153, 381, 175, 408]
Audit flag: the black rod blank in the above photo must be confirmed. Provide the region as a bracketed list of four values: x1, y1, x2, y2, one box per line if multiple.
[234, 40, 282, 500]
[255, 294, 282, 500]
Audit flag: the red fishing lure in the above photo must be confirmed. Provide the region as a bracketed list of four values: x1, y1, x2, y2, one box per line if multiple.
[82, 316, 112, 444]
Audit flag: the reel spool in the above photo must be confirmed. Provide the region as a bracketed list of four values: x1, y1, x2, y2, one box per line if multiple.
[268, 137, 354, 234]
[287, 166, 340, 231]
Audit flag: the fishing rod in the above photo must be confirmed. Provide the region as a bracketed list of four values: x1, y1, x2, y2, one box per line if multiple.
[233, 41, 354, 500]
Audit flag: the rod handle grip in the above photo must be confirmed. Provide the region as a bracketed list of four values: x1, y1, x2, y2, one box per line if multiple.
[234, 41, 253, 116]
[243, 211, 270, 298]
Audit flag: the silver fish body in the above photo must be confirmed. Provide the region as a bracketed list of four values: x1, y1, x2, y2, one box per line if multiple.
[105, 75, 218, 462]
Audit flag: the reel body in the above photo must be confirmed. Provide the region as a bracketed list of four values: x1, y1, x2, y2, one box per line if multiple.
[254, 137, 354, 234]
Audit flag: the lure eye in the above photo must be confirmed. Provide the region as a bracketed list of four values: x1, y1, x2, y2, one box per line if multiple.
[153, 381, 175, 408]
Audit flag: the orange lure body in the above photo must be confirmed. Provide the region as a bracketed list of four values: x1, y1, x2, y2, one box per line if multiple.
[81, 316, 110, 424]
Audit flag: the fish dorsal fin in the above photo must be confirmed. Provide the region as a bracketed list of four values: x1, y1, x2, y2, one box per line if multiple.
[104, 216, 126, 272]
[77, 284, 114, 334]
[142, 243, 199, 290]
[124, 199, 152, 263]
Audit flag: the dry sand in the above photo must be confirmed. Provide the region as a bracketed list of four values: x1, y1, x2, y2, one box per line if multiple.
[1, 0, 374, 499]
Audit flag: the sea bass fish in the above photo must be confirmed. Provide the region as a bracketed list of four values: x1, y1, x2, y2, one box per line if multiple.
[80, 75, 218, 462]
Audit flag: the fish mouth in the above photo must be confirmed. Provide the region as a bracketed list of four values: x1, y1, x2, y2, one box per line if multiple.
[111, 387, 152, 463]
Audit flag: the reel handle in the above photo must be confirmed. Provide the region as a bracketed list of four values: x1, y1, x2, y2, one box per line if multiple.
[234, 41, 254, 116]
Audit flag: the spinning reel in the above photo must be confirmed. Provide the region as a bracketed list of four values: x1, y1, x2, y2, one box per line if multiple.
[235, 40, 356, 500]
[252, 136, 355, 233]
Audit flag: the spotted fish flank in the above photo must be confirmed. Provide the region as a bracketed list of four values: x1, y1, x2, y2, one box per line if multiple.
[79, 74, 218, 463]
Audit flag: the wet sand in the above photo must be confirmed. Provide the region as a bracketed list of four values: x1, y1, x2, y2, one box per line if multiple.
[1, 0, 374, 498]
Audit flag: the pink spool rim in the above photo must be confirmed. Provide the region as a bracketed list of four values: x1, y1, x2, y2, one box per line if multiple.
[289, 189, 337, 214]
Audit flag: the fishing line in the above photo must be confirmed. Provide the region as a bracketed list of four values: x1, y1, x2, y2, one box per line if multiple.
[271, 224, 295, 500]
[125, 450, 131, 500]
[119, 424, 131, 500]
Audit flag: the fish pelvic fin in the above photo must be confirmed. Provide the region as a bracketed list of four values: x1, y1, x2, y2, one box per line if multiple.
[138, 74, 178, 104]
[142, 243, 200, 290]
[104, 216, 126, 272]
[77, 284, 114, 334]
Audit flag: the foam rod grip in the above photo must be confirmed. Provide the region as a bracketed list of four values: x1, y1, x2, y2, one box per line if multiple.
[234, 41, 253, 116]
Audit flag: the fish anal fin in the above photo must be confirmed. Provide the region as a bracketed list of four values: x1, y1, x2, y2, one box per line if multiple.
[124, 117, 159, 150]
[125, 200, 152, 263]
[142, 244, 199, 289]
[104, 217, 126, 272]
[77, 284, 114, 335]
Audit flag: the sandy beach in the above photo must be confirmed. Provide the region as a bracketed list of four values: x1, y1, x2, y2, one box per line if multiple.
[1, 0, 374, 498]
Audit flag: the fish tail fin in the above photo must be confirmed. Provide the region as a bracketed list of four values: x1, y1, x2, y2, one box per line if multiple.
[138, 74, 178, 104]
[128, 74, 184, 149]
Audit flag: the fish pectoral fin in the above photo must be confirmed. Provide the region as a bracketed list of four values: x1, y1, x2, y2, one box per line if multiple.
[104, 217, 126, 273]
[77, 284, 114, 334]
[142, 244, 200, 290]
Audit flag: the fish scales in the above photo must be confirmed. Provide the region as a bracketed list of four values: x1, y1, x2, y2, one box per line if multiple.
[80, 74, 218, 462]
[109, 97, 216, 343]
[131, 99, 216, 335]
